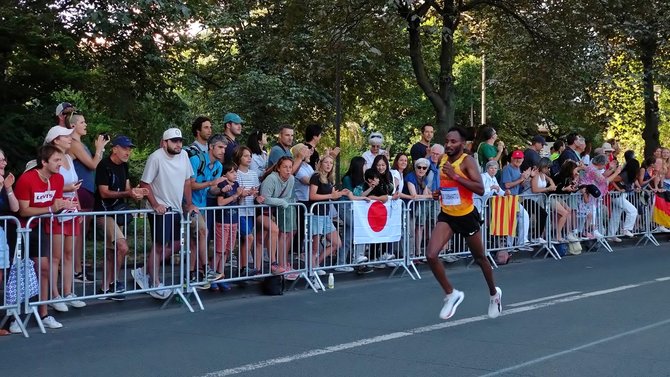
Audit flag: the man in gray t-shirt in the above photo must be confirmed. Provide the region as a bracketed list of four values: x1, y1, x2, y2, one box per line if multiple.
[132, 128, 196, 300]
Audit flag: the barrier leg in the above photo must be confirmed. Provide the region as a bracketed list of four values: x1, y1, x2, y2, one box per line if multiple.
[0, 309, 28, 338]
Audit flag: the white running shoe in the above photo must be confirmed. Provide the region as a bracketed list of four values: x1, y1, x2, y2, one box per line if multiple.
[593, 230, 604, 239]
[42, 316, 63, 329]
[566, 233, 579, 242]
[355, 255, 369, 264]
[488, 287, 503, 319]
[148, 283, 171, 300]
[65, 293, 86, 308]
[622, 230, 634, 238]
[131, 268, 149, 290]
[439, 289, 465, 320]
[49, 297, 69, 313]
[9, 320, 22, 334]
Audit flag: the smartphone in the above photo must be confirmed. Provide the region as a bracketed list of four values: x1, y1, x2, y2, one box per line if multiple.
[76, 179, 84, 185]
[101, 133, 110, 141]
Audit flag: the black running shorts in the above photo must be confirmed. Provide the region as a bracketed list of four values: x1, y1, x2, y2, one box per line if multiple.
[437, 208, 482, 236]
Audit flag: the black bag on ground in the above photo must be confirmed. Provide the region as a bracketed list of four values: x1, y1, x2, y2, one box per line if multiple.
[261, 275, 285, 296]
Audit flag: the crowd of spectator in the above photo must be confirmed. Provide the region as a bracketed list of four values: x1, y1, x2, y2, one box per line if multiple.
[1, 103, 670, 336]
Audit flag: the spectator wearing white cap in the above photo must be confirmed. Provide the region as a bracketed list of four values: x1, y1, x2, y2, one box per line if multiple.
[362, 132, 387, 171]
[45, 125, 86, 311]
[133, 127, 196, 300]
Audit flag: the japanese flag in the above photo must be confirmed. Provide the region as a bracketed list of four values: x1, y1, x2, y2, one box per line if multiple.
[353, 199, 402, 244]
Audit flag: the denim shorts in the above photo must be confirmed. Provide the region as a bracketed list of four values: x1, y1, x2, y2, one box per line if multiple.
[310, 215, 336, 235]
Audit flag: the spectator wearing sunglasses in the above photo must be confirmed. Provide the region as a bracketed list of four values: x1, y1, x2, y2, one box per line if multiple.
[362, 132, 387, 171]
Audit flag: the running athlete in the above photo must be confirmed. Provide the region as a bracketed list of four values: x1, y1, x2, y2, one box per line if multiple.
[426, 127, 502, 320]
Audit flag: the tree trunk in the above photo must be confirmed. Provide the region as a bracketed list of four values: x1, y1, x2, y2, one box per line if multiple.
[640, 34, 660, 158]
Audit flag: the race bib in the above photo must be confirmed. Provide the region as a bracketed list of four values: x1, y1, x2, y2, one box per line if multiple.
[441, 187, 461, 206]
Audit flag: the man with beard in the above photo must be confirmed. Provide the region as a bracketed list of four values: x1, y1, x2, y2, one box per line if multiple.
[426, 127, 502, 321]
[132, 128, 197, 300]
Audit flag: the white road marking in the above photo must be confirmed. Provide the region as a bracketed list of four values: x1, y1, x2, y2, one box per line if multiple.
[507, 291, 581, 307]
[478, 317, 670, 377]
[655, 277, 670, 282]
[198, 278, 664, 377]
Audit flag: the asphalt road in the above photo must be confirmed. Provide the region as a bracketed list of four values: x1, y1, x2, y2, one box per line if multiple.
[2, 237, 670, 377]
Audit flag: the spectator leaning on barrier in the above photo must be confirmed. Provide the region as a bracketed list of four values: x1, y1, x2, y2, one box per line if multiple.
[247, 130, 268, 179]
[291, 143, 314, 258]
[426, 144, 445, 192]
[362, 132, 387, 170]
[94, 135, 147, 299]
[134, 128, 197, 300]
[404, 158, 434, 260]
[410, 123, 434, 164]
[67, 112, 108, 283]
[14, 145, 79, 329]
[308, 155, 345, 276]
[45, 125, 86, 311]
[607, 150, 639, 241]
[222, 112, 243, 163]
[391, 153, 411, 200]
[500, 150, 532, 251]
[189, 133, 227, 285]
[211, 162, 242, 290]
[529, 157, 555, 242]
[258, 156, 296, 275]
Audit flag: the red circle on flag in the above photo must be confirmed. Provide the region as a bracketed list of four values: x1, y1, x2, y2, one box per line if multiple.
[367, 201, 387, 232]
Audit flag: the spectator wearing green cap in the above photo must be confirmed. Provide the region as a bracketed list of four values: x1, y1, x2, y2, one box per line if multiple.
[222, 112, 243, 163]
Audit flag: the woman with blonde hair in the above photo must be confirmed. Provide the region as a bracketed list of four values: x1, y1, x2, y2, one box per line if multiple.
[308, 155, 347, 275]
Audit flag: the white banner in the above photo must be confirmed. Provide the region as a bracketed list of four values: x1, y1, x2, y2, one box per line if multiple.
[353, 199, 402, 244]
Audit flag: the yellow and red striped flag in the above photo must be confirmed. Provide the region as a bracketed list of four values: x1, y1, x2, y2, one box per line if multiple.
[489, 195, 520, 236]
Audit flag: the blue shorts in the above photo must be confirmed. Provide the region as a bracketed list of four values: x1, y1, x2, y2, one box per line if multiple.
[148, 213, 180, 244]
[239, 216, 255, 236]
[310, 215, 336, 236]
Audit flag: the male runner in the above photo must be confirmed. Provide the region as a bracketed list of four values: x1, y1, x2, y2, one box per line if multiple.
[426, 127, 502, 320]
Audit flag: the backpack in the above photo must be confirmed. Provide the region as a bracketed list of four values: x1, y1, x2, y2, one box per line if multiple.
[184, 144, 207, 179]
[261, 275, 285, 295]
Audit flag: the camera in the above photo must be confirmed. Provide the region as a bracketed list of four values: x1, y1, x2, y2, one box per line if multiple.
[101, 133, 110, 141]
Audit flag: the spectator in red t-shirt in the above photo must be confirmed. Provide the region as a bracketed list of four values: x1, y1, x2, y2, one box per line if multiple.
[14, 145, 78, 329]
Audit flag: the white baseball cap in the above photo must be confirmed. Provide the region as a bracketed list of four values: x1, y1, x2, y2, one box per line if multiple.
[162, 128, 183, 140]
[44, 126, 74, 145]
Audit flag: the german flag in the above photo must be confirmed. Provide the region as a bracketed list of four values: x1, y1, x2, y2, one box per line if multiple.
[489, 195, 520, 236]
[653, 191, 670, 228]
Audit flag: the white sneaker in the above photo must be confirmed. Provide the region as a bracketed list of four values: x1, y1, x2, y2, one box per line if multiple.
[42, 316, 63, 329]
[334, 266, 354, 273]
[655, 226, 670, 233]
[148, 283, 171, 300]
[532, 237, 546, 244]
[131, 268, 149, 290]
[593, 230, 604, 239]
[354, 255, 368, 264]
[608, 237, 622, 243]
[442, 255, 459, 263]
[439, 289, 464, 320]
[385, 262, 399, 268]
[623, 230, 634, 238]
[316, 269, 326, 276]
[518, 246, 534, 251]
[9, 320, 22, 334]
[65, 293, 86, 308]
[566, 233, 579, 242]
[488, 287, 503, 319]
[49, 298, 69, 313]
[380, 253, 395, 261]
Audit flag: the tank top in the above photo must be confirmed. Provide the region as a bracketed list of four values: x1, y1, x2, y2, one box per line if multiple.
[59, 154, 79, 199]
[72, 141, 95, 193]
[439, 153, 474, 216]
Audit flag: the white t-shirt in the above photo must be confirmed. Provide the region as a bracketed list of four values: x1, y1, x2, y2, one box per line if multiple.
[250, 152, 268, 179]
[390, 169, 403, 194]
[141, 148, 193, 210]
[60, 154, 79, 199]
[362, 149, 386, 171]
[236, 168, 260, 217]
[294, 162, 314, 201]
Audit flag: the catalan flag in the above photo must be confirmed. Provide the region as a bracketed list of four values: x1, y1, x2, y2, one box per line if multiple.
[489, 195, 520, 236]
[653, 191, 670, 228]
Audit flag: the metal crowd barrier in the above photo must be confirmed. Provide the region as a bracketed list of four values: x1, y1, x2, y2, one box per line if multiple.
[185, 202, 316, 298]
[19, 208, 192, 333]
[0, 216, 27, 337]
[306, 199, 414, 290]
[405, 197, 495, 279]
